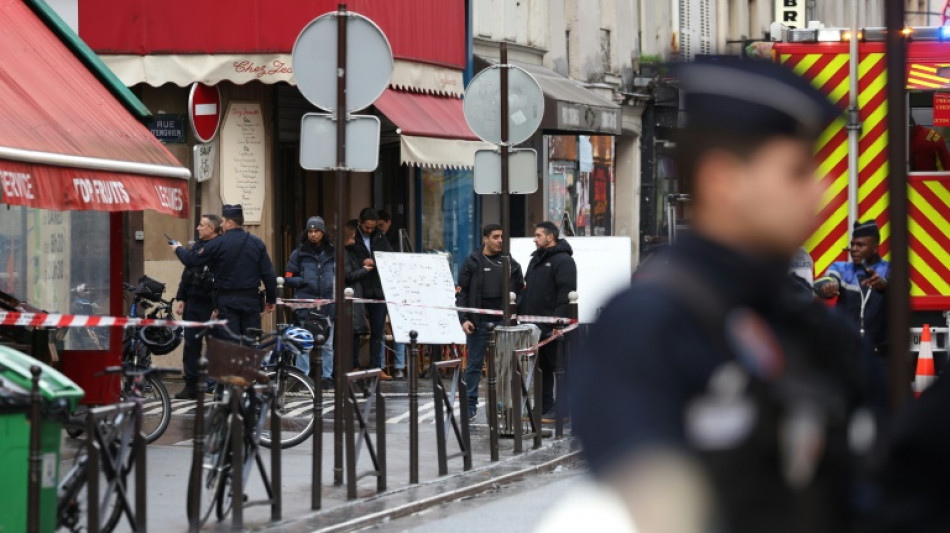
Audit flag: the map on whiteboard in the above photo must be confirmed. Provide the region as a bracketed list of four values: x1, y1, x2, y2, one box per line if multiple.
[374, 252, 467, 345]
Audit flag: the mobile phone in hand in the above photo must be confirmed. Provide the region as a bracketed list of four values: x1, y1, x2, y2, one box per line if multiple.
[163, 233, 176, 245]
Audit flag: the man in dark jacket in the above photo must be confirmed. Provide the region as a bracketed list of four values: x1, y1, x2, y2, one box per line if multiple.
[171, 204, 277, 336]
[344, 219, 371, 370]
[457, 223, 525, 419]
[174, 213, 222, 399]
[519, 221, 577, 419]
[284, 216, 334, 386]
[349, 208, 393, 376]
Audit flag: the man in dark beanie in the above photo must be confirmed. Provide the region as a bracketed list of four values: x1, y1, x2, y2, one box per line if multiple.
[815, 219, 891, 354]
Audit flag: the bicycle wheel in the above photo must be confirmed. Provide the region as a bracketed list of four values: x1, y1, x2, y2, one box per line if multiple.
[260, 366, 317, 448]
[58, 419, 131, 532]
[122, 374, 171, 443]
[189, 403, 231, 525]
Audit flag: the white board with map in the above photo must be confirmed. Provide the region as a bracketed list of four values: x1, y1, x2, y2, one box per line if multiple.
[511, 236, 632, 324]
[374, 252, 467, 345]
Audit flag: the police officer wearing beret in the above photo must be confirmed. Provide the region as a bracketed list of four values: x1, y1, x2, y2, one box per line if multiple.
[171, 204, 278, 336]
[572, 58, 884, 533]
[173, 213, 222, 399]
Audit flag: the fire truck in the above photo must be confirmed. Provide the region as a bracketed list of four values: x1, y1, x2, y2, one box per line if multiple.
[772, 24, 950, 328]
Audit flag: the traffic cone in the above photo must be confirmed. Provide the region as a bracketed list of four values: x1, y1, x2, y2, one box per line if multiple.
[914, 324, 936, 398]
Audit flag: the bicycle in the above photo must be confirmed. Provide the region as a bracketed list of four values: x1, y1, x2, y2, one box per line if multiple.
[120, 279, 181, 443]
[259, 323, 319, 448]
[56, 365, 179, 532]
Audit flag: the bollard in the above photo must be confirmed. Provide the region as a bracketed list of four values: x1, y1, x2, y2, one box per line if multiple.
[512, 340, 523, 454]
[27, 366, 42, 533]
[187, 358, 208, 532]
[486, 324, 499, 462]
[230, 388, 244, 530]
[86, 411, 101, 533]
[335, 288, 355, 486]
[344, 387, 357, 499]
[276, 277, 287, 326]
[376, 381, 387, 493]
[134, 410, 147, 531]
[270, 382, 282, 521]
[312, 334, 326, 510]
[533, 346, 544, 449]
[409, 330, 419, 483]
[432, 362, 448, 476]
[554, 319, 567, 439]
[458, 369, 473, 471]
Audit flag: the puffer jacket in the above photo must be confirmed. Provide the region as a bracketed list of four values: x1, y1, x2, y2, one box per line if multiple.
[518, 239, 577, 327]
[284, 241, 335, 316]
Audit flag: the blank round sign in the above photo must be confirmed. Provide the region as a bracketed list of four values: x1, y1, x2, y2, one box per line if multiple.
[463, 65, 544, 145]
[292, 12, 393, 113]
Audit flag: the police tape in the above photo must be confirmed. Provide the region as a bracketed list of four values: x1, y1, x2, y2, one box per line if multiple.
[277, 297, 576, 325]
[0, 311, 227, 329]
[514, 323, 581, 354]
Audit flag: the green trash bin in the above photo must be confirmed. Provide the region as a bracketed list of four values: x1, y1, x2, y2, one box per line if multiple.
[0, 345, 84, 533]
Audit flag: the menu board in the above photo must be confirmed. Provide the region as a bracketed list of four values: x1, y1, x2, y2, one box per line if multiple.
[374, 252, 467, 345]
[220, 102, 266, 224]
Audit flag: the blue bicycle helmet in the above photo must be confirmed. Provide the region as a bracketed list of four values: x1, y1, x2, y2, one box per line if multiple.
[285, 327, 314, 352]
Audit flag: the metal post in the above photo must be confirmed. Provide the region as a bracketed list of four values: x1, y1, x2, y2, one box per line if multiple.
[500, 42, 513, 327]
[187, 358, 207, 532]
[344, 388, 357, 499]
[135, 419, 147, 531]
[846, 0, 862, 234]
[533, 351, 543, 449]
[333, 2, 351, 487]
[230, 389, 244, 530]
[458, 368, 473, 471]
[433, 364, 448, 476]
[276, 277, 287, 326]
[885, 0, 910, 410]
[409, 330, 419, 483]
[27, 366, 41, 533]
[312, 334, 325, 510]
[375, 384, 387, 492]
[554, 319, 567, 439]
[271, 383, 282, 521]
[86, 413, 100, 533]
[486, 324, 499, 461]
[512, 342, 523, 454]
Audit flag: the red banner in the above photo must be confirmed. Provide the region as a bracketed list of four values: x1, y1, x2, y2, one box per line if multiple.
[0, 159, 189, 218]
[935, 93, 950, 127]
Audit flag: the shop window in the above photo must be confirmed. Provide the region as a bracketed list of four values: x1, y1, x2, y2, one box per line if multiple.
[909, 90, 950, 174]
[419, 168, 476, 280]
[0, 207, 110, 349]
[546, 135, 615, 236]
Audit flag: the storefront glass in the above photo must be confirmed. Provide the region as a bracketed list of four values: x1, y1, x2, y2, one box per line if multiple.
[1, 206, 111, 349]
[419, 168, 476, 279]
[546, 135, 615, 236]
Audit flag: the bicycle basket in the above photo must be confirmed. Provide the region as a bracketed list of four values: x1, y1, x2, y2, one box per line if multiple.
[206, 337, 270, 387]
[134, 275, 166, 302]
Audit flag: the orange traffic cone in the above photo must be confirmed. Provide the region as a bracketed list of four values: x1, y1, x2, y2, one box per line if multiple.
[914, 324, 936, 398]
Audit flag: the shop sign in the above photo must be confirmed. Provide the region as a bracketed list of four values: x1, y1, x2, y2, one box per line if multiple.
[935, 93, 950, 127]
[147, 114, 186, 144]
[556, 103, 621, 135]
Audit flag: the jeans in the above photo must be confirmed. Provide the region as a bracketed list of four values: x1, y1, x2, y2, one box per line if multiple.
[366, 303, 387, 368]
[379, 342, 406, 370]
[294, 323, 333, 379]
[464, 321, 497, 406]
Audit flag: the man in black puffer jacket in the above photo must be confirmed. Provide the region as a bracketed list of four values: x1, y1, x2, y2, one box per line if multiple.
[519, 221, 577, 420]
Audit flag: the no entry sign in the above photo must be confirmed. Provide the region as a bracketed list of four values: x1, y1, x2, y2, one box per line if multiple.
[188, 83, 221, 143]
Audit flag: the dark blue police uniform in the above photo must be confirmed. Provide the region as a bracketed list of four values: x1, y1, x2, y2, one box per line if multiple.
[175, 205, 277, 336]
[176, 261, 214, 387]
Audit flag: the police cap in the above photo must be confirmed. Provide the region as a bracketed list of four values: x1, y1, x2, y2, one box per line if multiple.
[853, 219, 880, 240]
[674, 57, 841, 139]
[222, 204, 243, 219]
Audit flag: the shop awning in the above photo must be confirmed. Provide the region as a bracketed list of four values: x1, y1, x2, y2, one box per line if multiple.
[475, 57, 622, 135]
[373, 90, 494, 169]
[0, 0, 190, 218]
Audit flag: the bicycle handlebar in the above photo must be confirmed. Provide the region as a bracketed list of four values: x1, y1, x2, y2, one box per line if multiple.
[98, 365, 182, 378]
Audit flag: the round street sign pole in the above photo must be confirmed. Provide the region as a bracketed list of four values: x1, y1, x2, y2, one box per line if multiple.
[500, 44, 512, 327]
[333, 4, 348, 487]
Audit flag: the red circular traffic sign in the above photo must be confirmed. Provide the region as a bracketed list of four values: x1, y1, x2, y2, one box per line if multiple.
[188, 83, 221, 143]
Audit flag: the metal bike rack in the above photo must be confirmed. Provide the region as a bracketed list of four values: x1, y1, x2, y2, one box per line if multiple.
[85, 401, 146, 533]
[430, 359, 472, 475]
[344, 368, 386, 499]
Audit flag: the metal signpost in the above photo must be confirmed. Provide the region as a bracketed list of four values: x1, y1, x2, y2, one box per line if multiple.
[463, 43, 544, 324]
[292, 4, 392, 486]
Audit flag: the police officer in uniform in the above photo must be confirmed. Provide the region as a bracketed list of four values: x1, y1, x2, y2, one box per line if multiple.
[171, 204, 277, 336]
[173, 213, 222, 399]
[572, 59, 884, 533]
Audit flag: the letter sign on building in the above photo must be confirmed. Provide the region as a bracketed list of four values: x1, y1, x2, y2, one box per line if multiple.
[775, 0, 805, 29]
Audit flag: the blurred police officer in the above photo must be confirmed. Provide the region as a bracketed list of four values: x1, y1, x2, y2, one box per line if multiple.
[572, 59, 883, 533]
[519, 221, 576, 422]
[173, 213, 222, 399]
[457, 223, 525, 420]
[171, 204, 277, 336]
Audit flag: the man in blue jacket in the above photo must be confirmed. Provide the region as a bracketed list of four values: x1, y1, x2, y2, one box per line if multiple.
[814, 220, 890, 354]
[284, 216, 334, 387]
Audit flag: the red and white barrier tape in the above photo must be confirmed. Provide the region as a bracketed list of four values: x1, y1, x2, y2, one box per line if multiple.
[514, 323, 580, 354]
[0, 311, 226, 329]
[278, 297, 575, 325]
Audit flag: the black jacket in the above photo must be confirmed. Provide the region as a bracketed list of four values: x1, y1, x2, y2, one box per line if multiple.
[345, 243, 370, 334]
[175, 227, 277, 303]
[518, 239, 577, 321]
[349, 228, 393, 300]
[456, 251, 524, 324]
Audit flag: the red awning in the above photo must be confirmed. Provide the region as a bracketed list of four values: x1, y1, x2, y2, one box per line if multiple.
[0, 0, 190, 218]
[373, 90, 492, 169]
[374, 90, 480, 141]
